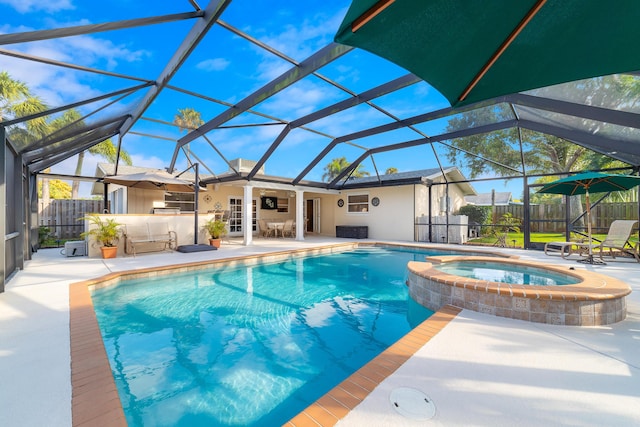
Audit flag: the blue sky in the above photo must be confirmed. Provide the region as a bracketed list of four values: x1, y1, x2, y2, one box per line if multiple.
[0, 0, 521, 197]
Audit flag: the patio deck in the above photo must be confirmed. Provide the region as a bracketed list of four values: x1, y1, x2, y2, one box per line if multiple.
[1, 237, 639, 426]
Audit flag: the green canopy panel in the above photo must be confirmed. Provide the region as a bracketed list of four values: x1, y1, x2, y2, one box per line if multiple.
[335, 0, 640, 106]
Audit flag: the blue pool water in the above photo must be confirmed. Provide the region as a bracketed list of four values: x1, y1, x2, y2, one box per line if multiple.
[433, 261, 579, 286]
[91, 247, 436, 426]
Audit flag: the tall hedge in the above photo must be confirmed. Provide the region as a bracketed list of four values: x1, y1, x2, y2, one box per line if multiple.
[456, 205, 491, 225]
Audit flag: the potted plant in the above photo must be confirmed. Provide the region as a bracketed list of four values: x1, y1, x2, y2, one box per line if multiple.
[80, 214, 122, 258]
[204, 217, 227, 248]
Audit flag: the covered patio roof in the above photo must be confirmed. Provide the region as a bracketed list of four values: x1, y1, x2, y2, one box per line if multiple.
[1, 0, 639, 192]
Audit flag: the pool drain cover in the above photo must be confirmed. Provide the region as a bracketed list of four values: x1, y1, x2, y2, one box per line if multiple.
[389, 387, 436, 420]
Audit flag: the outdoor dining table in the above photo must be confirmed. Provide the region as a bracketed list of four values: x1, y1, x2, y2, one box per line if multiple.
[266, 221, 295, 237]
[267, 222, 285, 237]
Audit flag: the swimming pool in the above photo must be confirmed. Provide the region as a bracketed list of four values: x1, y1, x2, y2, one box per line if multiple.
[91, 246, 436, 426]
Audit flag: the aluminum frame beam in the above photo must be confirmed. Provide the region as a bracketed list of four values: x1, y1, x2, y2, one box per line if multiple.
[118, 0, 231, 138]
[28, 126, 121, 173]
[0, 48, 152, 83]
[518, 119, 640, 166]
[507, 93, 640, 129]
[0, 12, 203, 45]
[169, 42, 353, 170]
[3, 82, 150, 128]
[246, 74, 421, 180]
[24, 116, 127, 162]
[330, 120, 519, 187]
[22, 115, 130, 159]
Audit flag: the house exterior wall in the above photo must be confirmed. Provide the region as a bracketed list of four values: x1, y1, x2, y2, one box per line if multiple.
[334, 186, 416, 241]
[107, 178, 471, 244]
[331, 181, 471, 242]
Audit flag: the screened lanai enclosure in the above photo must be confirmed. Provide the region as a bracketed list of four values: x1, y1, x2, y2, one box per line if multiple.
[2, 0, 640, 290]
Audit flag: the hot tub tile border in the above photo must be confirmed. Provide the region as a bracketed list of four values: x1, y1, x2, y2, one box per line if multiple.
[407, 256, 631, 326]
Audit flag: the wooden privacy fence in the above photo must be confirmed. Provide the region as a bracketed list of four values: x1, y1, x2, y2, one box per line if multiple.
[493, 202, 639, 233]
[38, 199, 104, 239]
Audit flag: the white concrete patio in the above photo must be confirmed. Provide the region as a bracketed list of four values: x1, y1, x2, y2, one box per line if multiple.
[1, 237, 639, 426]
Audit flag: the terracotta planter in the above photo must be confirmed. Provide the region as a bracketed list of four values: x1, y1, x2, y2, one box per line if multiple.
[209, 238, 221, 248]
[100, 246, 118, 259]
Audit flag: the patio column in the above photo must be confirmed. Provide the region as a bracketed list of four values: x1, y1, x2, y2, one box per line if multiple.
[243, 184, 253, 246]
[295, 190, 304, 241]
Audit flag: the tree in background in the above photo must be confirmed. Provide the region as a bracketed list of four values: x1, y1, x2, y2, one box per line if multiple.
[52, 108, 133, 198]
[1, 71, 132, 199]
[0, 71, 47, 133]
[38, 179, 72, 199]
[174, 107, 204, 164]
[174, 107, 204, 132]
[443, 105, 631, 225]
[385, 167, 398, 174]
[322, 156, 370, 182]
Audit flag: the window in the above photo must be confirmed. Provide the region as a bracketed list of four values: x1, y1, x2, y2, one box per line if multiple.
[277, 198, 289, 213]
[164, 192, 195, 212]
[228, 198, 258, 234]
[347, 194, 369, 213]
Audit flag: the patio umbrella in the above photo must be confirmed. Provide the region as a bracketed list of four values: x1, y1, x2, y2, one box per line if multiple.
[334, 0, 640, 106]
[103, 170, 194, 193]
[537, 172, 640, 264]
[104, 169, 204, 245]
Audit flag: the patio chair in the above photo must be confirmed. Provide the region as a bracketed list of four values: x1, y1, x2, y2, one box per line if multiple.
[258, 219, 274, 237]
[282, 219, 294, 237]
[595, 220, 639, 262]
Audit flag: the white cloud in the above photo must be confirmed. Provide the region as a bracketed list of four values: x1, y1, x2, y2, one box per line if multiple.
[261, 82, 327, 118]
[196, 58, 230, 72]
[0, 0, 74, 13]
[0, 21, 149, 108]
[248, 8, 346, 85]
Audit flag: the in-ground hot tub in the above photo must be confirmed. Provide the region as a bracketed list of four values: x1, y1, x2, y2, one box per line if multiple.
[407, 256, 632, 326]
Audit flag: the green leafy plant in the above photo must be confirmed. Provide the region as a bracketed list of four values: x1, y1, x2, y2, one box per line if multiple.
[80, 214, 122, 247]
[204, 218, 228, 239]
[38, 226, 51, 245]
[494, 212, 521, 247]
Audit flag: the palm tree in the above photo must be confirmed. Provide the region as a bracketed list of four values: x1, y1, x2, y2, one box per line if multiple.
[322, 157, 369, 182]
[322, 157, 350, 182]
[47, 109, 133, 198]
[1, 72, 132, 199]
[174, 107, 204, 132]
[1, 71, 50, 200]
[0, 71, 48, 139]
[174, 107, 204, 164]
[385, 167, 398, 175]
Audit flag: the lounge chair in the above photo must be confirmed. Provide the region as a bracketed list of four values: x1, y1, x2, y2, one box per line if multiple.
[544, 240, 593, 259]
[595, 220, 639, 262]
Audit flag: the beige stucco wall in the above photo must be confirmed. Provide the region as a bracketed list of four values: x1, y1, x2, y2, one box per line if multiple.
[105, 179, 471, 246]
[331, 181, 470, 241]
[84, 213, 219, 257]
[333, 186, 416, 241]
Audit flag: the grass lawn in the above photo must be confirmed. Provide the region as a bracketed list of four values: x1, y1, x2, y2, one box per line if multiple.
[469, 232, 639, 248]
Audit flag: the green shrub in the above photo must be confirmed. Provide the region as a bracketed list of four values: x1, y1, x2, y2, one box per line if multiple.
[456, 205, 491, 225]
[38, 226, 51, 245]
